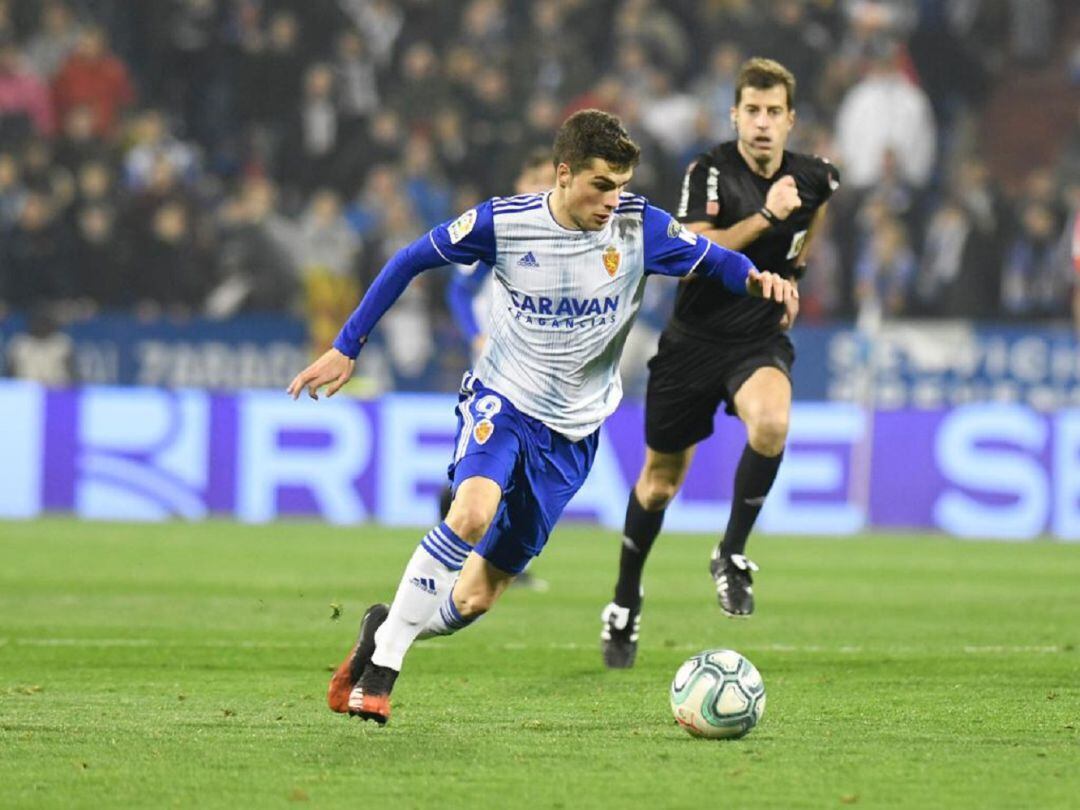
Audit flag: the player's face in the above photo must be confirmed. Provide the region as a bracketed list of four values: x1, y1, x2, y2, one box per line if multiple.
[731, 85, 794, 163]
[556, 158, 634, 231]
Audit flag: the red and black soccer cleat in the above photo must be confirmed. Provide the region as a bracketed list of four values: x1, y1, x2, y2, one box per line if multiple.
[327, 603, 389, 714]
[348, 662, 399, 725]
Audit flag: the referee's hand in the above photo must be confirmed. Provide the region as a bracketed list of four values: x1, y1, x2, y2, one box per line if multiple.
[287, 347, 355, 401]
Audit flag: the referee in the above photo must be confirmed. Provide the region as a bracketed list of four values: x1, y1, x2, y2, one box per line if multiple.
[601, 58, 840, 668]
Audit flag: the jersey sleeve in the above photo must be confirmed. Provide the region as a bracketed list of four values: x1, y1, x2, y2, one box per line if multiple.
[644, 203, 713, 277]
[429, 200, 497, 266]
[643, 204, 754, 294]
[675, 153, 717, 223]
[816, 158, 841, 202]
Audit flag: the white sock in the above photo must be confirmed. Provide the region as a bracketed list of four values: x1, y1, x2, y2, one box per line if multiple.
[417, 587, 479, 639]
[371, 522, 471, 671]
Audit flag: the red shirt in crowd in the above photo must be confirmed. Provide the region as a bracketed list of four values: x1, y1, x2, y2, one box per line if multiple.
[52, 50, 134, 138]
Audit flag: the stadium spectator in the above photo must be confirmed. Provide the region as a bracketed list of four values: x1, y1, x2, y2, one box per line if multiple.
[1, 189, 74, 309]
[1001, 200, 1069, 319]
[131, 199, 210, 316]
[298, 189, 362, 354]
[123, 109, 199, 190]
[19, 136, 73, 208]
[206, 177, 298, 318]
[333, 29, 379, 133]
[854, 210, 917, 323]
[835, 40, 936, 190]
[51, 26, 134, 139]
[23, 1, 80, 80]
[279, 62, 345, 196]
[392, 41, 446, 128]
[691, 43, 742, 144]
[4, 306, 75, 386]
[336, 0, 403, 68]
[236, 10, 304, 139]
[0, 33, 54, 141]
[73, 201, 127, 310]
[53, 103, 111, 171]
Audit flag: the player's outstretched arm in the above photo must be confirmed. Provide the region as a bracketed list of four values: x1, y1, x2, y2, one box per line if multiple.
[288, 203, 496, 402]
[287, 347, 355, 401]
[286, 232, 447, 401]
[692, 240, 796, 305]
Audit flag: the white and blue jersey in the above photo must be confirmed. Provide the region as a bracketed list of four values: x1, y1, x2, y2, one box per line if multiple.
[335, 191, 755, 440]
[332, 191, 755, 571]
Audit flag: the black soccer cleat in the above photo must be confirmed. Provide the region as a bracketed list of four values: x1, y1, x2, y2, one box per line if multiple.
[710, 553, 759, 617]
[600, 600, 642, 669]
[327, 602, 389, 714]
[348, 662, 399, 724]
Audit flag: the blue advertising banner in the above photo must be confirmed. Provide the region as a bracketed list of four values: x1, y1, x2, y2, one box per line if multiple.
[1, 381, 1077, 540]
[792, 322, 1080, 410]
[0, 314, 310, 389]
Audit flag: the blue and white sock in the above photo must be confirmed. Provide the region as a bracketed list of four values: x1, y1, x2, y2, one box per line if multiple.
[371, 522, 472, 671]
[417, 588, 479, 639]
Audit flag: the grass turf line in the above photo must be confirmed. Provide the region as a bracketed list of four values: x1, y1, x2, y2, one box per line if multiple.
[1, 519, 1078, 809]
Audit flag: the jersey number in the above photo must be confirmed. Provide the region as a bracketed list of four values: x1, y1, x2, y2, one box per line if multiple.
[785, 230, 808, 260]
[475, 395, 502, 418]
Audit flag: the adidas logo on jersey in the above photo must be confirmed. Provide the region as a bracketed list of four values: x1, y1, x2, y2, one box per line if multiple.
[516, 251, 540, 268]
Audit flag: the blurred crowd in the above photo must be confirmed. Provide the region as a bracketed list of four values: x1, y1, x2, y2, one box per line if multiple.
[0, 0, 1079, 387]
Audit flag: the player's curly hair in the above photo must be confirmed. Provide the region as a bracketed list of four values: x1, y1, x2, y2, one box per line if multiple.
[552, 109, 640, 173]
[736, 58, 796, 109]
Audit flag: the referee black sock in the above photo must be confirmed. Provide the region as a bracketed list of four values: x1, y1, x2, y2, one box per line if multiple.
[718, 444, 783, 559]
[613, 491, 666, 610]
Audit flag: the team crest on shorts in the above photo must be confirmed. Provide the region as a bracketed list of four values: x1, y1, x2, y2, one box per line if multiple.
[602, 244, 620, 277]
[447, 209, 477, 244]
[473, 418, 494, 445]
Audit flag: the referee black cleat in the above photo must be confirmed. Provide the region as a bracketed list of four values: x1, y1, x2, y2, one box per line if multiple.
[600, 601, 642, 669]
[710, 554, 759, 617]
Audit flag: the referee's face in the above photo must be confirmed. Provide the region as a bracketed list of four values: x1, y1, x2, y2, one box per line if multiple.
[731, 85, 794, 165]
[556, 158, 634, 231]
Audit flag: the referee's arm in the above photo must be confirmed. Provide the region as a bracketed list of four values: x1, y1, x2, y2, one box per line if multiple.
[685, 215, 770, 253]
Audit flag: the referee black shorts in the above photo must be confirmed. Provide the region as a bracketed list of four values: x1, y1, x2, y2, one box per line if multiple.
[644, 327, 795, 454]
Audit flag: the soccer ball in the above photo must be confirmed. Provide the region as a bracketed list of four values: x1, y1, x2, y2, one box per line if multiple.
[669, 649, 765, 739]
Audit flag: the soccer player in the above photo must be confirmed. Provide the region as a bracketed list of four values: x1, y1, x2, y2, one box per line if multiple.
[600, 58, 840, 668]
[287, 109, 797, 724]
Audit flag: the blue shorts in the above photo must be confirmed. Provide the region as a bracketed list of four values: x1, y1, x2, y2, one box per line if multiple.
[447, 374, 599, 575]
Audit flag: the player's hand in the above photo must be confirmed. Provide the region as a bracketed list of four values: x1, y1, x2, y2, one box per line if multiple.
[746, 268, 797, 305]
[779, 282, 800, 330]
[286, 347, 355, 401]
[764, 175, 801, 220]
[471, 334, 488, 358]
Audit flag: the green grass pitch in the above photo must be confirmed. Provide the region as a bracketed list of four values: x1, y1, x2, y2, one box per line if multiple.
[1, 519, 1078, 809]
